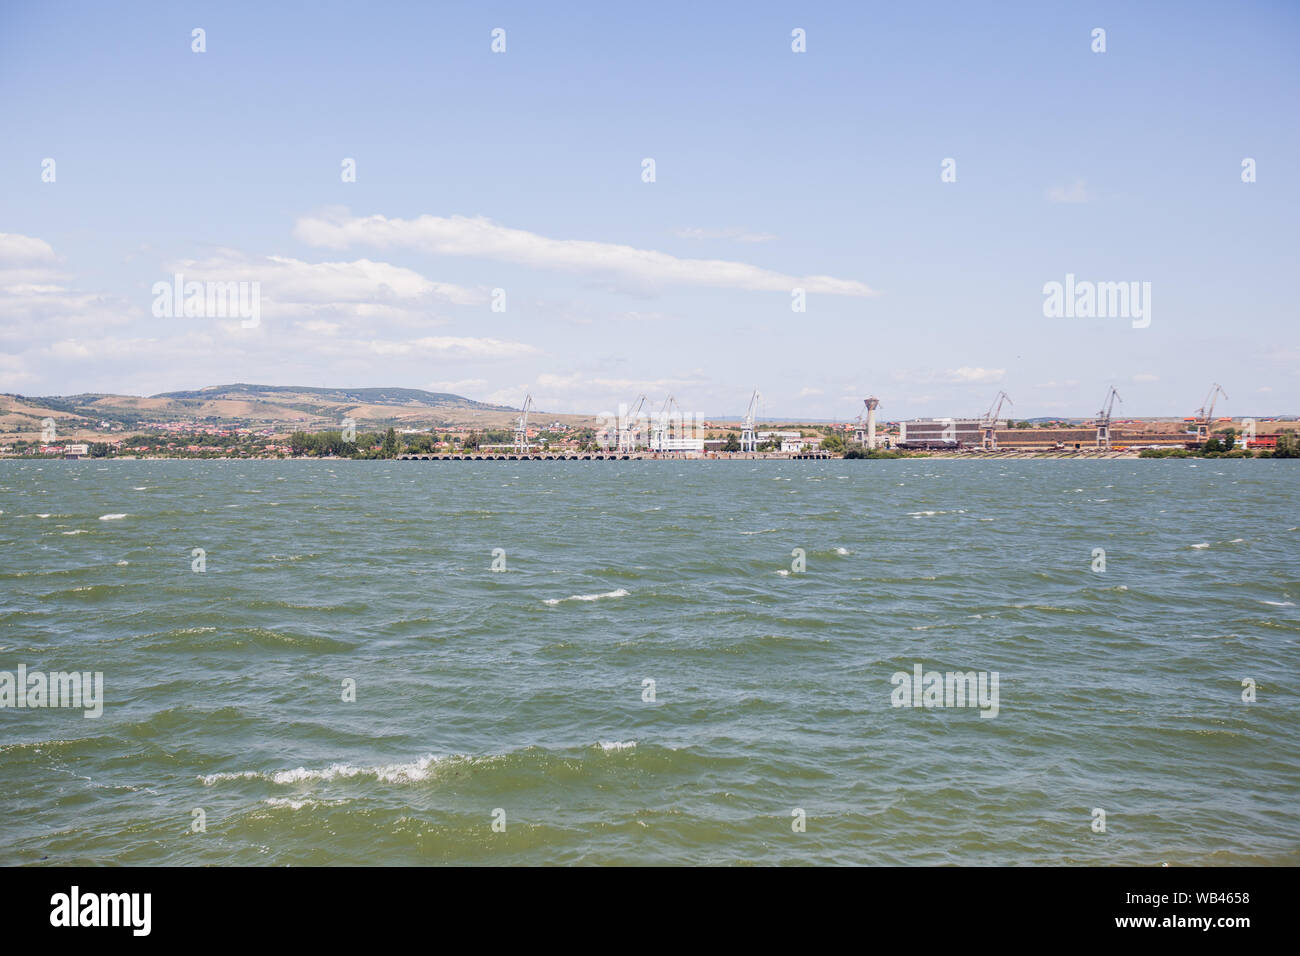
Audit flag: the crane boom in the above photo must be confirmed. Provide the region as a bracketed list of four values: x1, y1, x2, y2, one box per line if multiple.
[651, 395, 682, 451]
[1096, 386, 1122, 450]
[619, 394, 648, 453]
[1195, 384, 1228, 442]
[980, 391, 1013, 450]
[513, 393, 534, 454]
[740, 389, 760, 453]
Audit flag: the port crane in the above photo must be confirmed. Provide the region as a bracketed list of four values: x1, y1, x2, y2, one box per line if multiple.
[740, 389, 761, 453]
[979, 391, 1013, 451]
[618, 393, 648, 453]
[1194, 383, 1228, 443]
[651, 395, 683, 452]
[513, 393, 534, 454]
[1095, 386, 1122, 450]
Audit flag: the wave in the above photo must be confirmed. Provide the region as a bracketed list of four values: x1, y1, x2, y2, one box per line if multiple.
[203, 742, 652, 791]
[543, 588, 629, 605]
[98, 513, 128, 521]
[203, 754, 444, 786]
[139, 626, 352, 653]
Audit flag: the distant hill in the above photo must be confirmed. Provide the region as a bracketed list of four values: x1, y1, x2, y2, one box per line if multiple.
[0, 384, 543, 439]
[151, 384, 512, 412]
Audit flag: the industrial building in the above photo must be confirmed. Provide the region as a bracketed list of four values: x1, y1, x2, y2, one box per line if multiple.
[898, 419, 997, 449]
[897, 420, 1195, 452]
[990, 427, 1190, 451]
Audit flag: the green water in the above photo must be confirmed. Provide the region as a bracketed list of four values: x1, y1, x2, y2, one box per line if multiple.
[1, 459, 1297, 865]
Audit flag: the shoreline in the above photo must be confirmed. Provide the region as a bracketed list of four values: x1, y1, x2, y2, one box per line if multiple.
[1, 451, 1262, 462]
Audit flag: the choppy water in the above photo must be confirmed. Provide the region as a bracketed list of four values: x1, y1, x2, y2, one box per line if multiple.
[1, 459, 1297, 865]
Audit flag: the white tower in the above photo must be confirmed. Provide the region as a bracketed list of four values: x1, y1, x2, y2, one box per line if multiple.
[865, 397, 880, 449]
[854, 397, 880, 449]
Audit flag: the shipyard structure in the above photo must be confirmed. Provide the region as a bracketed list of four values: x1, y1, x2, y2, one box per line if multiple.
[897, 418, 1194, 452]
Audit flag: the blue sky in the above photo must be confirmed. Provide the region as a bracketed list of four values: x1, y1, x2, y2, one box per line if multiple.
[1, 0, 1296, 420]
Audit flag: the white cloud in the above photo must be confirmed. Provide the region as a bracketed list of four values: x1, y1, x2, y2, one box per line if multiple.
[365, 336, 536, 359]
[427, 378, 488, 394]
[1133, 373, 1159, 383]
[0, 351, 38, 385]
[294, 320, 343, 336]
[294, 212, 875, 297]
[0, 233, 57, 263]
[167, 252, 485, 315]
[0, 234, 137, 351]
[1033, 379, 1080, 389]
[0, 233, 538, 395]
[946, 367, 1006, 384]
[675, 226, 777, 243]
[1046, 180, 1091, 204]
[534, 371, 704, 393]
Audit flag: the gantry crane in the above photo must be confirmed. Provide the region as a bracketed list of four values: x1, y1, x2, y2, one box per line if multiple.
[652, 395, 684, 452]
[513, 393, 534, 454]
[740, 389, 761, 453]
[980, 391, 1013, 451]
[1194, 384, 1228, 443]
[618, 393, 648, 453]
[1096, 386, 1122, 450]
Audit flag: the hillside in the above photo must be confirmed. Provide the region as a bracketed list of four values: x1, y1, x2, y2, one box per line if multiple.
[0, 385, 562, 441]
[152, 384, 510, 411]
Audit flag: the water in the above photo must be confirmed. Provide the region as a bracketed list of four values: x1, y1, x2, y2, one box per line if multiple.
[1, 459, 1297, 865]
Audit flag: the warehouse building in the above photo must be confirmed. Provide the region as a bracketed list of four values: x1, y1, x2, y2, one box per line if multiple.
[898, 418, 997, 448]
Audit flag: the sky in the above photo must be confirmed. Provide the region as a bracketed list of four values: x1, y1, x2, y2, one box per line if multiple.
[1, 0, 1297, 421]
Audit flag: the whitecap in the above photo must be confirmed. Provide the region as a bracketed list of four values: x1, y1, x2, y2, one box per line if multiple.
[202, 754, 443, 786]
[543, 588, 629, 605]
[98, 513, 127, 520]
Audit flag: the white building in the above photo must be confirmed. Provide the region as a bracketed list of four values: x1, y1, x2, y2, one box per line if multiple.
[648, 436, 705, 453]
